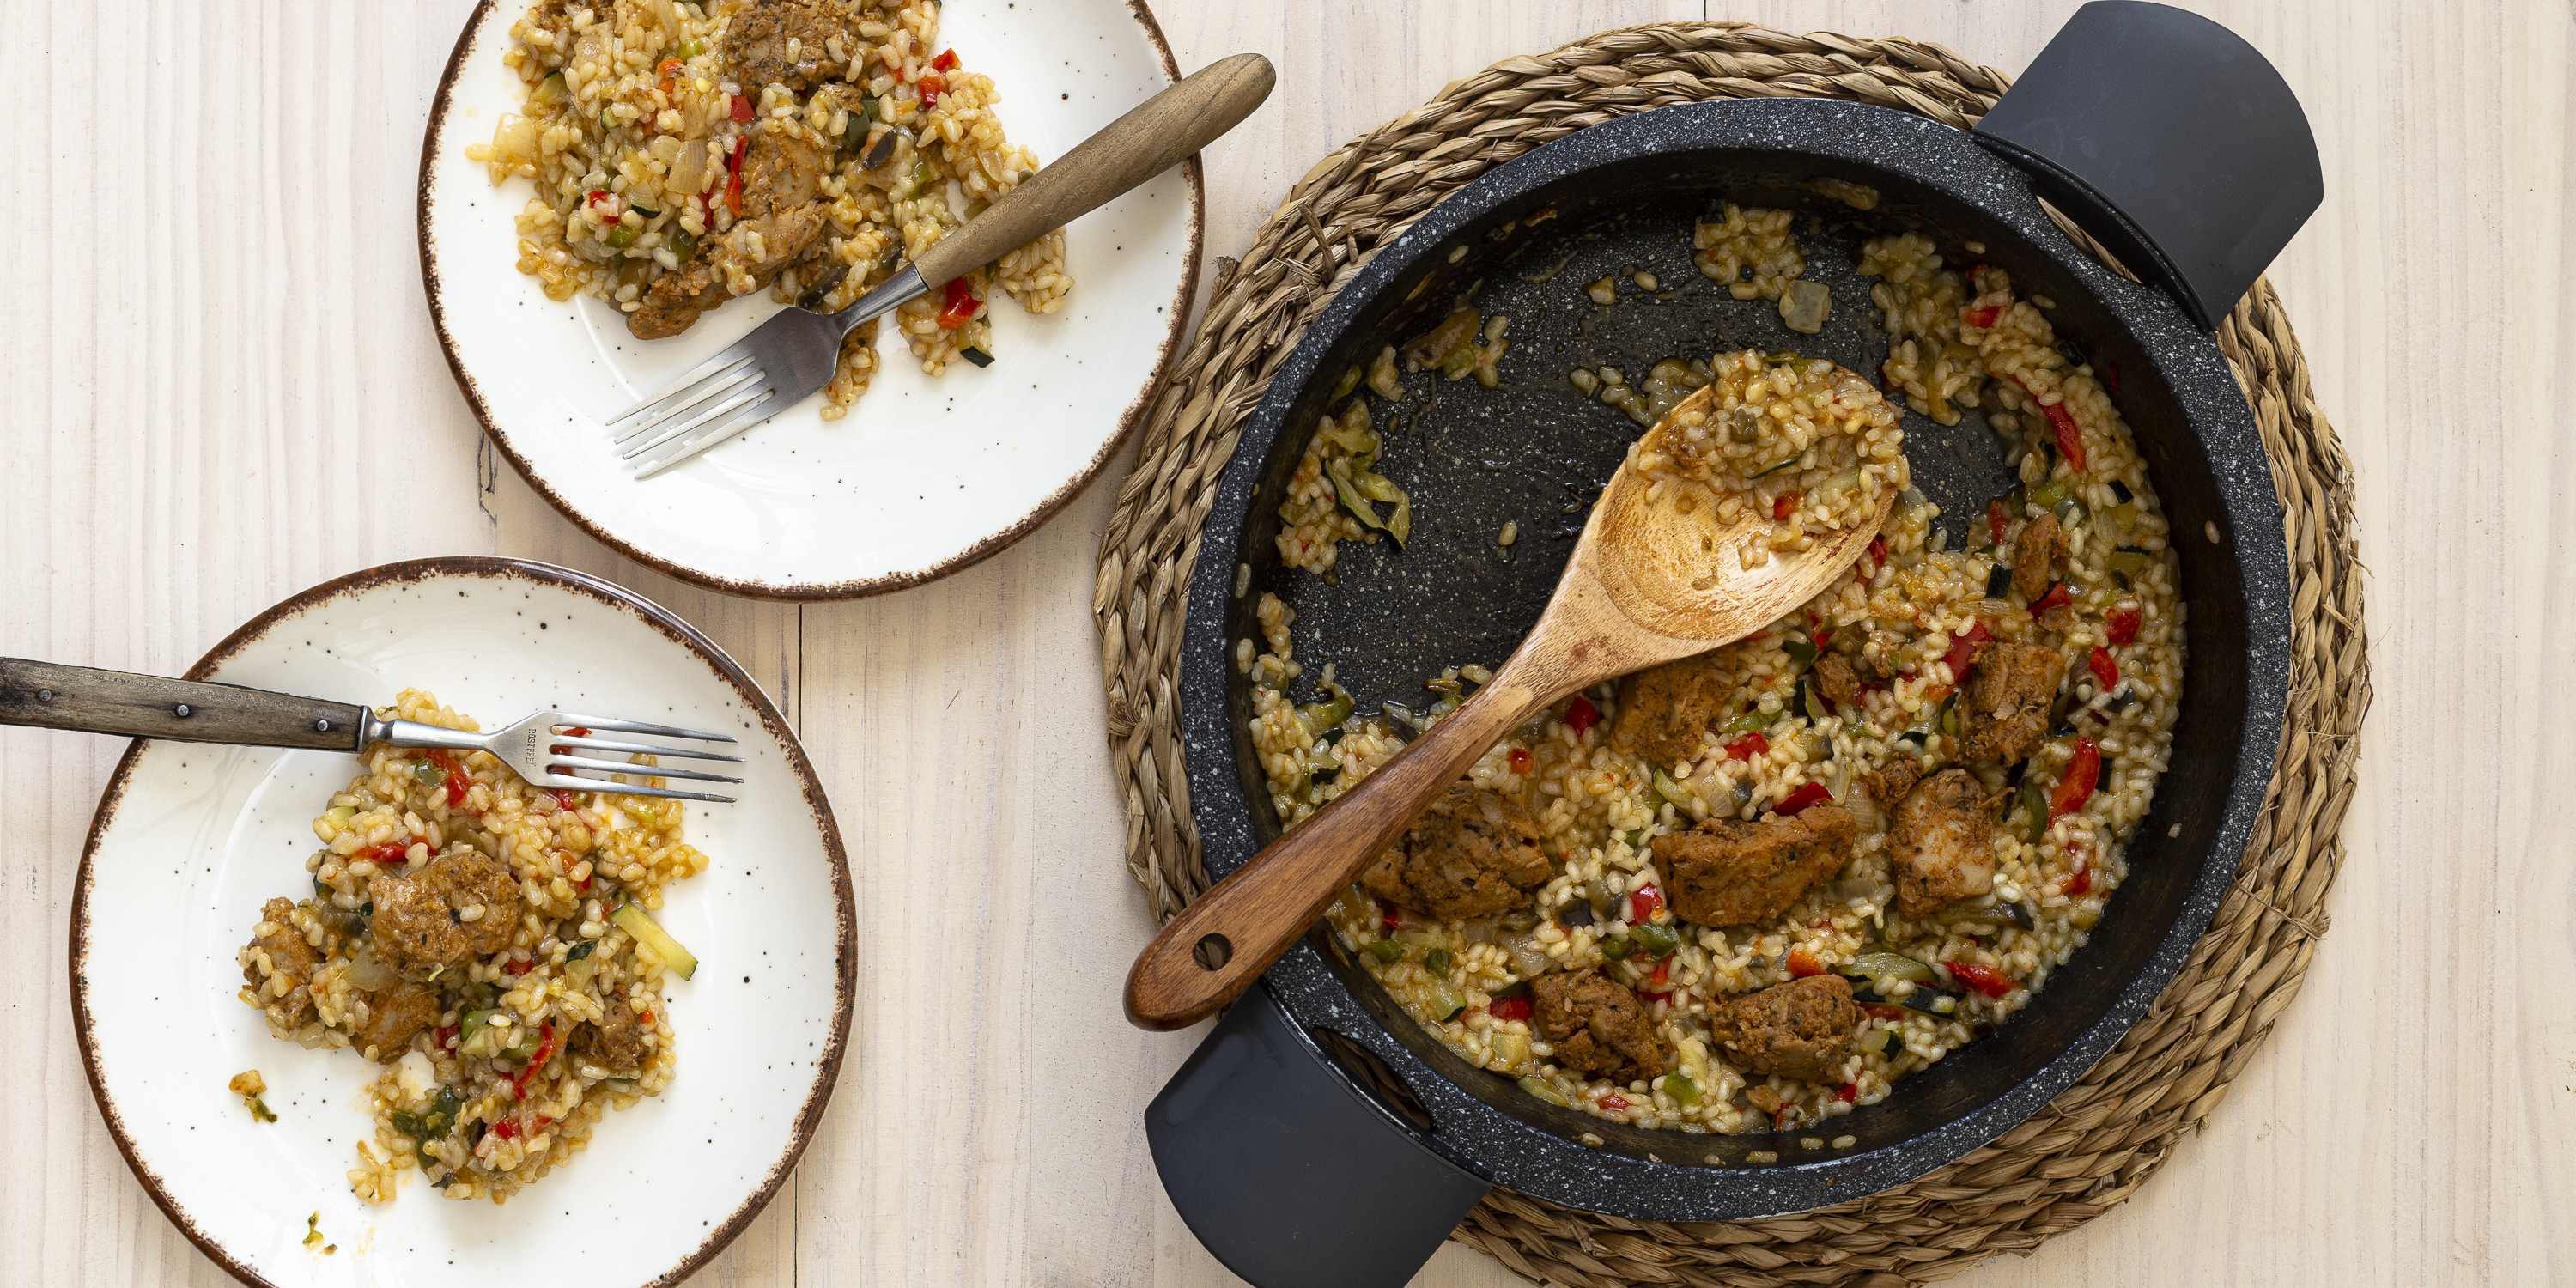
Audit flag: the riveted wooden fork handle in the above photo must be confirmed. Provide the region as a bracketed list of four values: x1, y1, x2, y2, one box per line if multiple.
[0, 658, 363, 750]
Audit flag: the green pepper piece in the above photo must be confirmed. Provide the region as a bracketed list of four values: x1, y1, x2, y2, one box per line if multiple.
[1782, 636, 1819, 667]
[1722, 709, 1778, 734]
[1601, 935, 1637, 962]
[1365, 939, 1404, 964]
[413, 760, 443, 785]
[1424, 948, 1455, 976]
[604, 224, 640, 250]
[2029, 479, 2069, 510]
[1630, 923, 1682, 958]
[1663, 1072, 1703, 1106]
[2018, 776, 2049, 844]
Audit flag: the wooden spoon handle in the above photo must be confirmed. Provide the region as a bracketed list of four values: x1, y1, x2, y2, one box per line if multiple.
[911, 52, 1273, 288]
[1124, 662, 1554, 1031]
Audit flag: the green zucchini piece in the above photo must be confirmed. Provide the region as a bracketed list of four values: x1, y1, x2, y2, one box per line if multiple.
[611, 902, 698, 980]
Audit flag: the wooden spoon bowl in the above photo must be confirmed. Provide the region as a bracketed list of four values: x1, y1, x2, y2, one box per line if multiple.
[1123, 380, 1895, 1030]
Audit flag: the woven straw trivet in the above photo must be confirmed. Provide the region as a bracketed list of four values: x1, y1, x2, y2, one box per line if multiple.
[1091, 21, 2366, 1285]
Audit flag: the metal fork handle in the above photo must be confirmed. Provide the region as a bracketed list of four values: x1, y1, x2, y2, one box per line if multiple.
[0, 658, 364, 750]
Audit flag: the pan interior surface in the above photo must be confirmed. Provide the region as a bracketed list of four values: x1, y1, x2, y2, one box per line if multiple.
[1178, 99, 2287, 1219]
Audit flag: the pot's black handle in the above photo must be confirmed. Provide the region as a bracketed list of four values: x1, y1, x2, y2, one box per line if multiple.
[1145, 989, 1491, 1288]
[1972, 0, 2321, 331]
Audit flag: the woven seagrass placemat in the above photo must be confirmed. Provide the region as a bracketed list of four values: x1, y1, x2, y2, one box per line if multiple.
[1090, 21, 2366, 1285]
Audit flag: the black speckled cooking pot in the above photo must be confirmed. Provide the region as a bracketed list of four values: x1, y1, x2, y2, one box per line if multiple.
[1145, 6, 2317, 1285]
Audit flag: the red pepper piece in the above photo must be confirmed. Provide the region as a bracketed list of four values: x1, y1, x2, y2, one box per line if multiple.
[2087, 646, 2119, 693]
[2030, 582, 2072, 615]
[435, 1023, 459, 1051]
[1628, 884, 1664, 923]
[1772, 489, 1801, 520]
[724, 137, 747, 216]
[1836, 1082, 1858, 1104]
[1786, 948, 1824, 978]
[729, 93, 753, 122]
[2107, 607, 2142, 646]
[502, 957, 532, 977]
[1987, 500, 2010, 546]
[586, 189, 611, 209]
[1648, 957, 1671, 987]
[488, 1117, 518, 1141]
[510, 1024, 561, 1098]
[1488, 994, 1533, 1022]
[931, 48, 960, 71]
[635, 1010, 656, 1027]
[656, 57, 682, 95]
[2050, 737, 2101, 818]
[1775, 782, 1833, 817]
[1601, 1094, 1631, 1111]
[918, 73, 944, 111]
[936, 275, 981, 329]
[1865, 537, 1887, 570]
[2009, 376, 2088, 472]
[1565, 695, 1600, 738]
[1943, 619, 1992, 683]
[1724, 732, 1769, 761]
[2065, 866, 2093, 896]
[361, 841, 410, 865]
[546, 788, 580, 811]
[1863, 1004, 1905, 1021]
[1507, 747, 1533, 775]
[1377, 898, 1404, 929]
[1962, 304, 2002, 329]
[1946, 960, 2017, 999]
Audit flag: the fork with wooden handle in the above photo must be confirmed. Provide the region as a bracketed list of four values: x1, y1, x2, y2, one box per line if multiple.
[608, 52, 1277, 477]
[1121, 380, 1895, 1030]
[0, 659, 742, 803]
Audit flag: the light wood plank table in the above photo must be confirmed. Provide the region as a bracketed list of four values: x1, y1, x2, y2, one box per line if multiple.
[2, 2, 2564, 1284]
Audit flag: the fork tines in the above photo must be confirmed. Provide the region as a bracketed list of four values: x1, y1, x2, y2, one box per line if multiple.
[544, 714, 743, 804]
[602, 342, 790, 480]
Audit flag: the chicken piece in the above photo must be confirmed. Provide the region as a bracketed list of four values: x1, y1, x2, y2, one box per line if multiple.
[1652, 806, 1857, 928]
[1814, 653, 1862, 709]
[368, 848, 521, 981]
[1607, 653, 1727, 769]
[1360, 783, 1552, 920]
[1707, 975, 1857, 1083]
[2011, 511, 2071, 601]
[354, 977, 442, 1063]
[1862, 755, 1925, 808]
[1531, 971, 1669, 1083]
[629, 125, 832, 339]
[1958, 642, 2063, 764]
[1890, 769, 1998, 917]
[570, 996, 655, 1076]
[240, 897, 323, 1029]
[723, 0, 863, 93]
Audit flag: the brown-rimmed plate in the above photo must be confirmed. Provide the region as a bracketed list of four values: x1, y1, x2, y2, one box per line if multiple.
[71, 556, 853, 1287]
[418, 0, 1202, 599]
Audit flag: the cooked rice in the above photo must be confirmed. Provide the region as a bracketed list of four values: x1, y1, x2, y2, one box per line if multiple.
[465, 0, 1071, 420]
[236, 690, 708, 1203]
[1244, 222, 2185, 1139]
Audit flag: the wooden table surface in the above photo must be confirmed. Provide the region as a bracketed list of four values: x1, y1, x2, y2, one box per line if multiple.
[3, 1, 2565, 1284]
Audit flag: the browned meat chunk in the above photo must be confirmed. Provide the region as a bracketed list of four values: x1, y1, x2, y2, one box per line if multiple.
[2010, 511, 2070, 601]
[1708, 975, 1857, 1083]
[1958, 642, 2063, 763]
[1863, 755, 1925, 807]
[1890, 769, 1998, 917]
[723, 0, 862, 93]
[241, 896, 322, 1028]
[570, 997, 655, 1076]
[629, 125, 832, 339]
[1653, 806, 1857, 928]
[1814, 653, 1862, 709]
[1608, 653, 1725, 769]
[354, 978, 441, 1063]
[1531, 971, 1669, 1083]
[368, 848, 520, 981]
[1360, 783, 1552, 920]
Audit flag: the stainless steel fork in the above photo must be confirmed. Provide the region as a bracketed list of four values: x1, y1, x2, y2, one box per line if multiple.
[0, 659, 742, 803]
[603, 52, 1274, 478]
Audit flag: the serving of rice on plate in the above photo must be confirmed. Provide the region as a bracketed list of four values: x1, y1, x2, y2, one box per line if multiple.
[1241, 216, 2185, 1143]
[467, 0, 1072, 420]
[238, 689, 710, 1204]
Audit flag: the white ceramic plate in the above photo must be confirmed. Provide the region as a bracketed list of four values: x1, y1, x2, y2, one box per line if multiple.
[419, 0, 1200, 598]
[72, 558, 853, 1288]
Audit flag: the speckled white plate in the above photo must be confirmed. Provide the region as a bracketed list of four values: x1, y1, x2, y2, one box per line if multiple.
[71, 557, 853, 1288]
[419, 0, 1200, 599]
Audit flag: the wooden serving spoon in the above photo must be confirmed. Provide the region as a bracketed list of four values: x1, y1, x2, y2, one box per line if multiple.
[1123, 380, 1896, 1030]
